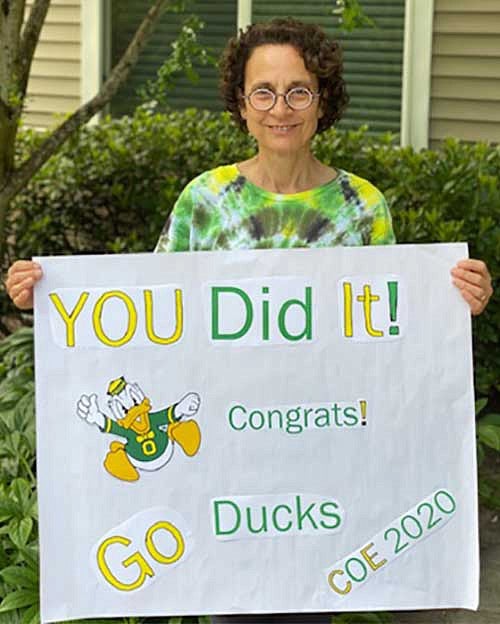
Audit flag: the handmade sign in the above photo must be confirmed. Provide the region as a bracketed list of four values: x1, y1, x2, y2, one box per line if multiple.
[34, 244, 479, 623]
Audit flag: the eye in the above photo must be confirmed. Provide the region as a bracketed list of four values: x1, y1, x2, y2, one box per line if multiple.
[249, 88, 275, 109]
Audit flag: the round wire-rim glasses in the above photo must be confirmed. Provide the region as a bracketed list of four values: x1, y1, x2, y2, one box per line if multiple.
[243, 86, 321, 111]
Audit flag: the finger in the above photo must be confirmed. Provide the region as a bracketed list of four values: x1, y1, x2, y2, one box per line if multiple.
[76, 402, 88, 415]
[459, 287, 484, 316]
[6, 260, 41, 278]
[5, 268, 40, 289]
[12, 290, 34, 310]
[452, 278, 484, 301]
[77, 406, 88, 419]
[7, 275, 37, 299]
[90, 393, 99, 409]
[80, 395, 90, 407]
[456, 259, 489, 276]
[451, 267, 488, 288]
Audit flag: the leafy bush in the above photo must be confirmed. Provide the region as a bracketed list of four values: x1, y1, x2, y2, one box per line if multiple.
[5, 107, 499, 407]
[0, 329, 38, 624]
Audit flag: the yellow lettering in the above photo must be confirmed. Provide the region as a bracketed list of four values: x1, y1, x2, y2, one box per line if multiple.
[360, 542, 387, 571]
[142, 440, 157, 456]
[144, 289, 183, 345]
[93, 291, 137, 347]
[357, 285, 383, 337]
[327, 569, 351, 595]
[343, 282, 353, 338]
[49, 292, 89, 347]
[146, 521, 185, 565]
[97, 535, 154, 591]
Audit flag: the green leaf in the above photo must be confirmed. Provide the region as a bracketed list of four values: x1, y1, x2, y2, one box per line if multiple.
[478, 425, 500, 451]
[20, 605, 39, 624]
[0, 589, 37, 613]
[475, 398, 488, 415]
[17, 547, 38, 572]
[0, 565, 38, 590]
[8, 517, 33, 549]
[478, 413, 500, 427]
[0, 497, 19, 521]
[477, 441, 485, 466]
[11, 480, 31, 509]
[0, 610, 21, 624]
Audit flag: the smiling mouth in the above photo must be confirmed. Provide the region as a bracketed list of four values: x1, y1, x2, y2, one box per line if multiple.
[267, 124, 300, 132]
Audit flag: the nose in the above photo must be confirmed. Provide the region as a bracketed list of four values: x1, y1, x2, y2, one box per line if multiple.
[271, 93, 293, 114]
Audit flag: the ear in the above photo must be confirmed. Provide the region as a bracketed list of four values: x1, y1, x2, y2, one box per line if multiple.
[238, 88, 248, 120]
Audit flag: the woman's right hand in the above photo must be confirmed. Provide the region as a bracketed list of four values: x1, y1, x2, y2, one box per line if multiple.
[5, 260, 43, 310]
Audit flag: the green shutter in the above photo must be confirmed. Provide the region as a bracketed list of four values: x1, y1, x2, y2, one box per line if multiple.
[110, 0, 237, 116]
[252, 0, 405, 134]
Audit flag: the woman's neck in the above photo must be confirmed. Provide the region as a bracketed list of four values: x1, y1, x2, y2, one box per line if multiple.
[238, 149, 336, 194]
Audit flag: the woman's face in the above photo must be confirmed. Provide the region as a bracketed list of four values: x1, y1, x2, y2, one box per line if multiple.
[240, 44, 323, 156]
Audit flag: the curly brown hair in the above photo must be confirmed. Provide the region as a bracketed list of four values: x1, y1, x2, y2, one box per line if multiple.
[219, 18, 349, 134]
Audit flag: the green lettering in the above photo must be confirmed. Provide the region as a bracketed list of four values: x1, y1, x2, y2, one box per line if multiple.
[214, 500, 241, 535]
[262, 287, 270, 340]
[296, 495, 318, 531]
[278, 287, 312, 341]
[249, 409, 265, 430]
[228, 405, 247, 431]
[212, 287, 253, 340]
[285, 408, 303, 434]
[319, 502, 342, 530]
[272, 504, 293, 532]
[331, 403, 343, 427]
[246, 506, 268, 534]
[314, 407, 330, 428]
[343, 406, 359, 427]
[267, 409, 284, 430]
[345, 557, 368, 583]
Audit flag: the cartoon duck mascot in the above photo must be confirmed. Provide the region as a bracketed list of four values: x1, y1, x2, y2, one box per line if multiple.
[76, 377, 201, 482]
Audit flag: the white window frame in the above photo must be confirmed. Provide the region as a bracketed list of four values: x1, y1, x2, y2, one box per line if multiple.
[401, 0, 435, 149]
[81, 0, 107, 122]
[238, 0, 252, 31]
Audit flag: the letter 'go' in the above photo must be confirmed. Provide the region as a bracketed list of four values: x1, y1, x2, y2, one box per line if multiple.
[49, 289, 183, 347]
[97, 520, 185, 591]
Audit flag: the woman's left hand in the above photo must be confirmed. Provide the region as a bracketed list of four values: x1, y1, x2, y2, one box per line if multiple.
[451, 259, 493, 316]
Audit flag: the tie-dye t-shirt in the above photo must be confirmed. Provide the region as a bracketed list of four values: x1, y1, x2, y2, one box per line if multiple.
[155, 164, 395, 252]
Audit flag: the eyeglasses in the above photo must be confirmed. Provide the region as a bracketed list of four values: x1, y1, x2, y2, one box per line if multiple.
[243, 86, 320, 111]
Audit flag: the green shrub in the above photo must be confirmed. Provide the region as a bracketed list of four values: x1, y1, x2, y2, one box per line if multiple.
[4, 107, 499, 406]
[0, 329, 38, 624]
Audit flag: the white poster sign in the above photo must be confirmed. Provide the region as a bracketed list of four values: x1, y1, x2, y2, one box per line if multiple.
[34, 244, 479, 622]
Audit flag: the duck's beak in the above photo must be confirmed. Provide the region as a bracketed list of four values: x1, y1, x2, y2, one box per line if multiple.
[119, 398, 151, 433]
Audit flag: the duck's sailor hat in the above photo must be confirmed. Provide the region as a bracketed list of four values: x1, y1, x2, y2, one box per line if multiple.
[107, 376, 127, 396]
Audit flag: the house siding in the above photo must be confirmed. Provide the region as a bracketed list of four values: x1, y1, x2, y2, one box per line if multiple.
[430, 0, 500, 145]
[23, 0, 81, 129]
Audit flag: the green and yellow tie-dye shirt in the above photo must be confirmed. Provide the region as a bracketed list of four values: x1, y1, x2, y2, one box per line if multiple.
[155, 164, 395, 252]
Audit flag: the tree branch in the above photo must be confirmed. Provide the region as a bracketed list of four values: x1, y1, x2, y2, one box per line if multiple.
[18, 0, 50, 97]
[0, 95, 14, 119]
[1, 0, 171, 203]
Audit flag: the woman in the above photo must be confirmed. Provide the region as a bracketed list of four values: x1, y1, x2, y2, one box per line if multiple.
[4, 17, 493, 624]
[6, 18, 492, 313]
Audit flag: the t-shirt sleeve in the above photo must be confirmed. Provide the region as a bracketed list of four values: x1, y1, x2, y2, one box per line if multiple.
[155, 183, 195, 252]
[369, 193, 396, 245]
